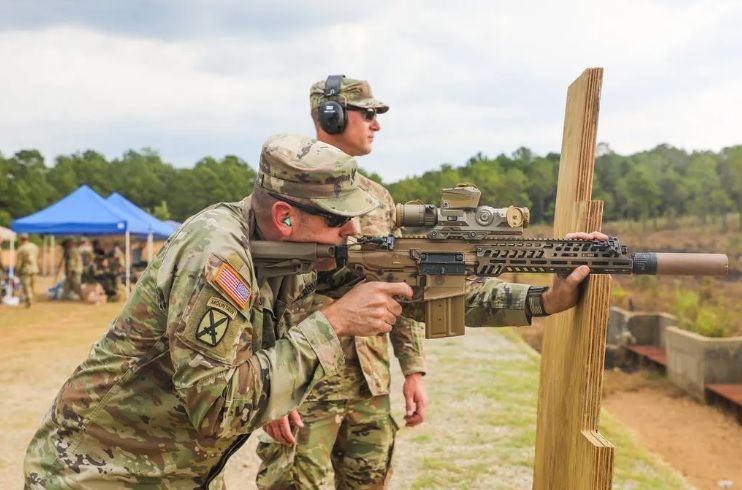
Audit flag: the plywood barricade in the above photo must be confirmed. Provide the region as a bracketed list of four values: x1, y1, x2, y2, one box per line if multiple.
[532, 68, 614, 489]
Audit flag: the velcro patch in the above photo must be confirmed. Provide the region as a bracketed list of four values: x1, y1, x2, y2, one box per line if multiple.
[195, 308, 230, 347]
[215, 262, 251, 309]
[207, 296, 237, 319]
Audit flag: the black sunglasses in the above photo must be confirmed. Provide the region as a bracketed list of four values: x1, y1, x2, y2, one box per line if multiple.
[268, 192, 352, 228]
[347, 106, 377, 122]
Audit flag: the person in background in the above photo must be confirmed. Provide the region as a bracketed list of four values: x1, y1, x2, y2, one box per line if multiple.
[16, 233, 39, 308]
[256, 75, 426, 489]
[78, 238, 94, 282]
[60, 238, 83, 300]
[109, 242, 126, 300]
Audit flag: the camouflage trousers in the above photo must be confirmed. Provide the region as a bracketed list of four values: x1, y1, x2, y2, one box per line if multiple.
[19, 273, 35, 306]
[256, 395, 398, 489]
[63, 273, 82, 300]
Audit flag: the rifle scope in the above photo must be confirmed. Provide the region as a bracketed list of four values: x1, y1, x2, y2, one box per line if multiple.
[395, 203, 530, 230]
[395, 204, 438, 227]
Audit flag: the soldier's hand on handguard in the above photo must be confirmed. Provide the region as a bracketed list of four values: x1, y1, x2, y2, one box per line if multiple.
[262, 409, 303, 446]
[542, 231, 609, 314]
[321, 281, 413, 337]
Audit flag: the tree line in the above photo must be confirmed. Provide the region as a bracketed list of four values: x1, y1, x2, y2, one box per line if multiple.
[1, 143, 740, 228]
[0, 149, 256, 226]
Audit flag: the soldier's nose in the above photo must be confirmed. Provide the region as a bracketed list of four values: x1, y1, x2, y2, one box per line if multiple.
[342, 218, 361, 237]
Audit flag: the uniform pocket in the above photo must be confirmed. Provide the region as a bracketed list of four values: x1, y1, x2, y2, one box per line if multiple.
[255, 431, 298, 489]
[383, 414, 400, 485]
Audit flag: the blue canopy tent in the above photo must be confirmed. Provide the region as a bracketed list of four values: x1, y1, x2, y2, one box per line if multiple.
[11, 185, 137, 294]
[105, 192, 175, 263]
[12, 185, 127, 235]
[106, 193, 173, 239]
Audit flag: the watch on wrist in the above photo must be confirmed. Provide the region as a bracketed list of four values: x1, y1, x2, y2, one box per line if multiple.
[526, 286, 550, 317]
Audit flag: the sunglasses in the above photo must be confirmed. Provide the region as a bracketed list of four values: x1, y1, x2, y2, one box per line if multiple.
[268, 192, 352, 228]
[347, 106, 378, 122]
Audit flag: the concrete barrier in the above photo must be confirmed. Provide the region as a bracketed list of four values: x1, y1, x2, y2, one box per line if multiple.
[606, 308, 675, 369]
[607, 307, 676, 347]
[665, 327, 742, 400]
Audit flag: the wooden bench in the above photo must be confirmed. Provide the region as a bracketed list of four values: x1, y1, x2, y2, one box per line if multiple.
[705, 384, 742, 425]
[626, 344, 667, 368]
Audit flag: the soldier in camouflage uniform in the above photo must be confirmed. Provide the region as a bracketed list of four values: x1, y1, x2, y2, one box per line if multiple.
[23, 133, 420, 489]
[256, 77, 609, 490]
[16, 233, 39, 307]
[61, 238, 83, 300]
[79, 238, 94, 282]
[256, 76, 426, 490]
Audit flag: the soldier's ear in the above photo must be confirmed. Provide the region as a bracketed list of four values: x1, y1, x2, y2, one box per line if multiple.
[271, 201, 294, 238]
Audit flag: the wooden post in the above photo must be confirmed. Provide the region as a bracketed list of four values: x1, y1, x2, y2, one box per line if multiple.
[533, 68, 614, 490]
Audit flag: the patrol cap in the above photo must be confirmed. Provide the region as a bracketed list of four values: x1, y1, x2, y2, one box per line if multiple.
[256, 133, 379, 217]
[19, 232, 29, 239]
[310, 76, 389, 114]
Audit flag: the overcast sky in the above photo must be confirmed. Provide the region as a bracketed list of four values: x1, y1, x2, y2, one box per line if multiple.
[1, 0, 740, 181]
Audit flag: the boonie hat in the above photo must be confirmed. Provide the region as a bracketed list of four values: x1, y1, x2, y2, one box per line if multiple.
[256, 133, 379, 217]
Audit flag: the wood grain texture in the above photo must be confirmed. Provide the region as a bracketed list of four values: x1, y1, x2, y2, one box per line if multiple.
[533, 68, 614, 490]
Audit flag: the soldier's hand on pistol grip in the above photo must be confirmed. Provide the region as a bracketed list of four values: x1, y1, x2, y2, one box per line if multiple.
[542, 231, 609, 314]
[321, 281, 413, 337]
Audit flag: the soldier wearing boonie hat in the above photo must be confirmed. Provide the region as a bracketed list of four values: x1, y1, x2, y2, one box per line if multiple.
[256, 78, 428, 490]
[23, 132, 413, 489]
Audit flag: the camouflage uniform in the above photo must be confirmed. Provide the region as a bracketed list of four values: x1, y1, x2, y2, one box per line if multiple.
[255, 200, 534, 490]
[257, 78, 420, 490]
[62, 243, 83, 299]
[110, 245, 126, 300]
[16, 236, 39, 307]
[79, 240, 94, 281]
[256, 174, 425, 489]
[23, 133, 379, 489]
[257, 76, 535, 490]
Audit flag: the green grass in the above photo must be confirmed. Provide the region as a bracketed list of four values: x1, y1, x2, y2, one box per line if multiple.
[389, 327, 690, 489]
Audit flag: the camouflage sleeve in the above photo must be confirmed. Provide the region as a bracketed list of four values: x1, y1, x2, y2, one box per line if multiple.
[166, 254, 344, 439]
[464, 277, 531, 327]
[390, 315, 426, 375]
[315, 266, 363, 299]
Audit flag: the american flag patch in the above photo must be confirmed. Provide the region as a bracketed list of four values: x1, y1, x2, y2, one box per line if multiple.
[215, 263, 251, 309]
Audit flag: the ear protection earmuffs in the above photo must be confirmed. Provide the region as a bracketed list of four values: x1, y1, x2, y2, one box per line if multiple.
[318, 74, 347, 134]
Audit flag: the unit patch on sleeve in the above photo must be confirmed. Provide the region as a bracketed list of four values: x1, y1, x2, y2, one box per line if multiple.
[195, 307, 231, 347]
[207, 296, 237, 319]
[215, 262, 251, 309]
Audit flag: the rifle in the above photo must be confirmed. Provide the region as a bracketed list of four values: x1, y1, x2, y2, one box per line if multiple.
[251, 184, 728, 339]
